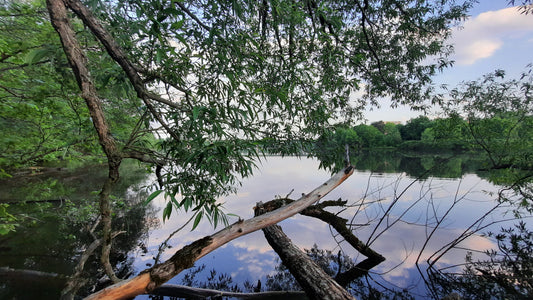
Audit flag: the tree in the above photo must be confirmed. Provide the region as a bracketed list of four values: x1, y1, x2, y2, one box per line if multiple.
[382, 122, 402, 147]
[398, 116, 434, 141]
[0, 1, 144, 169]
[429, 222, 533, 299]
[3, 0, 475, 298]
[442, 69, 533, 214]
[353, 124, 384, 148]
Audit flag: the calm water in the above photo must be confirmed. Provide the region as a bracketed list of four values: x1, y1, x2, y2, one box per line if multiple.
[0, 153, 527, 299]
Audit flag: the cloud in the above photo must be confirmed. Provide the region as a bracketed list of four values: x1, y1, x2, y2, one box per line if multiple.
[450, 7, 533, 65]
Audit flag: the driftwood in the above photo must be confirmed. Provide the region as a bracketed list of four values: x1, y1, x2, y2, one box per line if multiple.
[83, 166, 354, 299]
[150, 284, 307, 299]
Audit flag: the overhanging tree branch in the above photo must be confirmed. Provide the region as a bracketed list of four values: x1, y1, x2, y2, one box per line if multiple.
[64, 0, 184, 142]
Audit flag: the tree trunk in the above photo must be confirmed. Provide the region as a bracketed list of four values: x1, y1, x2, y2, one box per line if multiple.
[257, 199, 386, 287]
[46, 0, 123, 286]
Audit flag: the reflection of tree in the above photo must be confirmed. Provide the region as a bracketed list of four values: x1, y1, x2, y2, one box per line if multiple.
[254, 198, 384, 299]
[314, 147, 489, 179]
[428, 222, 533, 299]
[332, 169, 531, 299]
[0, 163, 153, 299]
[266, 246, 414, 300]
[167, 245, 410, 300]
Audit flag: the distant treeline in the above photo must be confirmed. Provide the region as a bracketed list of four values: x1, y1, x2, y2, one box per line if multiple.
[313, 114, 533, 171]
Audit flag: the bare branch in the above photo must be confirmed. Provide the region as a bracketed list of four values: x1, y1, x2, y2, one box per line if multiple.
[84, 165, 354, 299]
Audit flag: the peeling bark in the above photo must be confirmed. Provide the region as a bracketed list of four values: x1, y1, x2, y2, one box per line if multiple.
[84, 166, 354, 299]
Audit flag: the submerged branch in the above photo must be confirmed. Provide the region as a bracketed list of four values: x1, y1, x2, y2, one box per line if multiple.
[256, 197, 385, 287]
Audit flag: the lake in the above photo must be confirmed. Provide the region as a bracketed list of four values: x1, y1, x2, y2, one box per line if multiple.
[0, 152, 528, 299]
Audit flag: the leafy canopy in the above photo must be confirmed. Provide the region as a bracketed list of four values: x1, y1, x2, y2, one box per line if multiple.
[3, 0, 473, 226]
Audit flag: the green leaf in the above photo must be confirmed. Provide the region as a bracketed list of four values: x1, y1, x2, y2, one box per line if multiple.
[170, 19, 185, 30]
[191, 211, 203, 231]
[144, 190, 162, 206]
[25, 48, 49, 65]
[162, 201, 173, 221]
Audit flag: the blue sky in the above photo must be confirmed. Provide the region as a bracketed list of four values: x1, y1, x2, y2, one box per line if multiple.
[364, 2, 533, 123]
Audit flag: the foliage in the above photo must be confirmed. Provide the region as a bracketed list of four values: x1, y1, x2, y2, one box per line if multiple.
[508, 0, 533, 14]
[353, 124, 384, 148]
[0, 204, 18, 235]
[430, 222, 533, 300]
[0, 0, 148, 169]
[179, 264, 242, 294]
[382, 122, 403, 146]
[398, 116, 433, 141]
[83, 0, 474, 225]
[446, 69, 533, 169]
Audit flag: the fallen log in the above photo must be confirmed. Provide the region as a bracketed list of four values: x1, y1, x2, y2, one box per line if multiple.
[257, 198, 385, 287]
[150, 284, 307, 299]
[261, 224, 355, 300]
[83, 165, 354, 299]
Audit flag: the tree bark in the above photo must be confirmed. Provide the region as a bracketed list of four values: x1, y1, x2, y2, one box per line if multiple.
[299, 206, 385, 286]
[257, 198, 385, 287]
[83, 166, 354, 299]
[46, 0, 122, 285]
[64, 0, 184, 142]
[260, 224, 355, 300]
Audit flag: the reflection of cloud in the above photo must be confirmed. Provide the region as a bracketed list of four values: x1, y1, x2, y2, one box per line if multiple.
[133, 157, 511, 291]
[450, 7, 533, 65]
[369, 222, 496, 282]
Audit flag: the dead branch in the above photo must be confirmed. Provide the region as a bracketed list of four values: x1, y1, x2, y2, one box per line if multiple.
[83, 166, 354, 299]
[256, 197, 385, 288]
[259, 222, 355, 300]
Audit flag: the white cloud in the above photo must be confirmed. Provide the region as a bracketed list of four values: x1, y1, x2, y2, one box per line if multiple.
[450, 7, 533, 65]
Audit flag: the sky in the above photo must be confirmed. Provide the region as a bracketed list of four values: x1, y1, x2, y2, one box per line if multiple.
[364, 1, 533, 123]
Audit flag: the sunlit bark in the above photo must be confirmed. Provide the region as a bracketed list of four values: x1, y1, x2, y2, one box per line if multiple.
[84, 166, 354, 299]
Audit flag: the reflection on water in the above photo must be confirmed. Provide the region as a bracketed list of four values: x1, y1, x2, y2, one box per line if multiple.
[134, 155, 520, 299]
[0, 162, 153, 299]
[0, 154, 526, 299]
